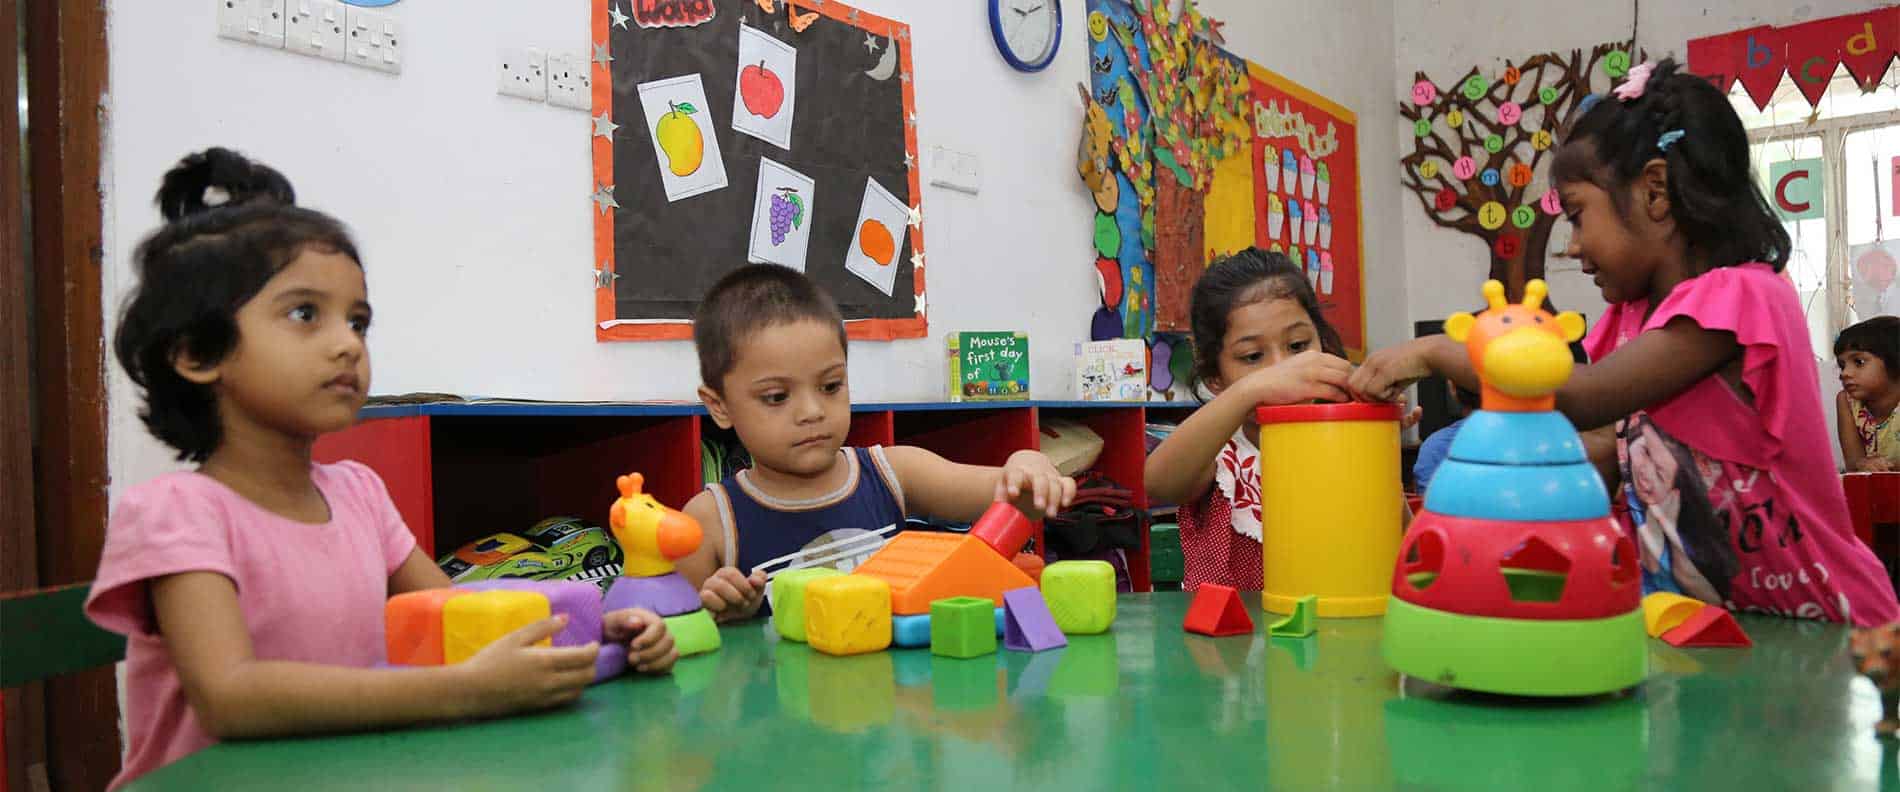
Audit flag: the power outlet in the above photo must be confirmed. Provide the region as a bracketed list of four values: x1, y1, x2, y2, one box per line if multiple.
[217, 0, 287, 50]
[344, 6, 401, 74]
[497, 47, 547, 101]
[928, 146, 981, 195]
[285, 0, 346, 61]
[546, 51, 591, 111]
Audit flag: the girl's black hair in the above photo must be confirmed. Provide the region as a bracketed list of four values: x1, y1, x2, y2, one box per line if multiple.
[1551, 58, 1791, 272]
[1187, 247, 1344, 398]
[1834, 315, 1900, 378]
[113, 148, 361, 462]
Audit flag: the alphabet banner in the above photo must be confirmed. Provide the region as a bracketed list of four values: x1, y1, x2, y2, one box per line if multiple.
[1688, 6, 1899, 108]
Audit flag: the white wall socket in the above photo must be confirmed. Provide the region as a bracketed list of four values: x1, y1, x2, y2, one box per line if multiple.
[217, 0, 287, 50]
[284, 0, 346, 62]
[344, 6, 401, 74]
[497, 47, 547, 101]
[928, 146, 981, 195]
[546, 51, 591, 111]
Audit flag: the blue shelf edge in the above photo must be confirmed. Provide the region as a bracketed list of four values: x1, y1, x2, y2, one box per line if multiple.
[356, 400, 1206, 420]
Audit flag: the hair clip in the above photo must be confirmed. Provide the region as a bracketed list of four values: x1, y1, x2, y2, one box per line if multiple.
[1657, 129, 1685, 151]
[1613, 62, 1655, 101]
[1577, 93, 1605, 114]
[202, 186, 231, 207]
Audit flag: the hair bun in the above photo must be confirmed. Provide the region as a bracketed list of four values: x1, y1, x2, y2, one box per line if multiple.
[155, 147, 297, 222]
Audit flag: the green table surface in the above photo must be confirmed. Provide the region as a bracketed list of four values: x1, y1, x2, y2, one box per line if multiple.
[128, 592, 1897, 791]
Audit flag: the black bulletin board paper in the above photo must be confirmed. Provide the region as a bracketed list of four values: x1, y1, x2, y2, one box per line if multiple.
[606, 0, 917, 326]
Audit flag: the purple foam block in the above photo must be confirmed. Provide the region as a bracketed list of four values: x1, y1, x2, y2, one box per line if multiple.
[604, 572, 702, 618]
[594, 642, 629, 683]
[460, 579, 603, 651]
[1002, 587, 1068, 652]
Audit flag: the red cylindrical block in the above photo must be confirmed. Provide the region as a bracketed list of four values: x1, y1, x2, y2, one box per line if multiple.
[971, 502, 1033, 558]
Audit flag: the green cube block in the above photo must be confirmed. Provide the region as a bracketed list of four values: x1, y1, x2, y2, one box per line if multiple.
[664, 609, 722, 657]
[929, 597, 997, 658]
[771, 567, 843, 642]
[1042, 560, 1116, 635]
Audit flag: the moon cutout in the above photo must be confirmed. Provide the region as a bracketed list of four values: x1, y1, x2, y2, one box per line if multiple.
[865, 36, 897, 80]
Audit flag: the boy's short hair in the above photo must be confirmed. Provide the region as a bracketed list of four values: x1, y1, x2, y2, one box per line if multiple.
[1835, 315, 1900, 377]
[693, 264, 848, 391]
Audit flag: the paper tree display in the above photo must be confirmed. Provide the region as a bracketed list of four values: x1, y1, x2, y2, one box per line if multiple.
[1398, 42, 1641, 302]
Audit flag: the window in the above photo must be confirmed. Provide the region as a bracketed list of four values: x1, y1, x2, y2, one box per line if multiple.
[1734, 63, 1900, 363]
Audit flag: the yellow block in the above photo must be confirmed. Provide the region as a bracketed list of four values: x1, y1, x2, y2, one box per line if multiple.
[1202, 143, 1257, 265]
[1258, 413, 1401, 617]
[805, 575, 892, 656]
[1641, 592, 1706, 638]
[442, 590, 551, 663]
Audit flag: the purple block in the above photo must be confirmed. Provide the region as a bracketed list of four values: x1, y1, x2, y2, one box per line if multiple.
[604, 572, 703, 617]
[460, 579, 603, 650]
[595, 642, 629, 682]
[1002, 587, 1068, 652]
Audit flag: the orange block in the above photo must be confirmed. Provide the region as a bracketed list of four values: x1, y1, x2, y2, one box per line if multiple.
[1011, 552, 1046, 583]
[853, 531, 1037, 616]
[385, 588, 471, 666]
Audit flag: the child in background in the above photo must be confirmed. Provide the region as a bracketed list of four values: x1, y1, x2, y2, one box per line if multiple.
[1144, 248, 1414, 592]
[1412, 382, 1481, 493]
[677, 264, 1076, 621]
[86, 149, 675, 789]
[1352, 60, 1899, 625]
[1835, 315, 1900, 472]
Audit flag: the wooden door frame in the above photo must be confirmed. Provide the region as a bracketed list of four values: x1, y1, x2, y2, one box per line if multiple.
[16, 0, 115, 789]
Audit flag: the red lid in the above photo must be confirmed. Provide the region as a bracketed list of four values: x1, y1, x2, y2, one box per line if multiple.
[1254, 402, 1401, 425]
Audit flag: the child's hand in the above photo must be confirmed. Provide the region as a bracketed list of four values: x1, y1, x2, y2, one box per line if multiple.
[997, 449, 1078, 518]
[699, 567, 768, 623]
[460, 616, 598, 718]
[605, 607, 678, 675]
[1234, 350, 1354, 406]
[1349, 338, 1439, 403]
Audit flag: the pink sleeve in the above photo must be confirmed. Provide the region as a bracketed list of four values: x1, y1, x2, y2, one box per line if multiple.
[332, 461, 418, 576]
[1644, 265, 1798, 456]
[1582, 301, 1635, 363]
[84, 477, 237, 639]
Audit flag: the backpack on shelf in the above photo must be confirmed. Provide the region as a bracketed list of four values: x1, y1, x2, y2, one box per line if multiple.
[1042, 471, 1146, 592]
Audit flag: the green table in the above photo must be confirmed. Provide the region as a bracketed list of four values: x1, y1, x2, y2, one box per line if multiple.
[128, 593, 1897, 791]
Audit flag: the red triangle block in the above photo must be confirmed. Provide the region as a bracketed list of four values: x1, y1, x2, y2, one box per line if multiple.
[1184, 583, 1254, 637]
[1660, 604, 1752, 648]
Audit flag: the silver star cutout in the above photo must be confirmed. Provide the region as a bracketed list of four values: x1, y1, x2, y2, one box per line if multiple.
[592, 182, 620, 214]
[592, 42, 613, 68]
[911, 251, 924, 269]
[900, 70, 910, 84]
[913, 290, 926, 317]
[898, 28, 908, 40]
[863, 32, 878, 53]
[907, 112, 917, 125]
[592, 111, 620, 138]
[906, 204, 922, 228]
[847, 9, 860, 23]
[903, 151, 915, 168]
[609, 3, 630, 29]
[594, 268, 620, 289]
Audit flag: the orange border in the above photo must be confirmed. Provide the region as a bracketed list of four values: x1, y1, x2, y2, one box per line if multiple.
[592, 1, 927, 342]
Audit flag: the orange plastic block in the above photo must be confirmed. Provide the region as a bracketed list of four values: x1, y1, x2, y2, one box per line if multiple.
[1012, 552, 1046, 583]
[852, 531, 1038, 616]
[442, 590, 551, 664]
[1660, 605, 1752, 648]
[385, 588, 472, 666]
[805, 575, 893, 656]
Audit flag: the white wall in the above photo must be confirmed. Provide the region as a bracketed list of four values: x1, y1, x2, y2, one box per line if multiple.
[1393, 0, 1884, 325]
[101, 1, 1405, 490]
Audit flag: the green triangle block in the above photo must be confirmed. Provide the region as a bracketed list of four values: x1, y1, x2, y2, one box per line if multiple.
[1268, 594, 1317, 638]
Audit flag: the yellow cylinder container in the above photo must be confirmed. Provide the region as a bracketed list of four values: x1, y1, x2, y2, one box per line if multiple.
[1255, 403, 1402, 617]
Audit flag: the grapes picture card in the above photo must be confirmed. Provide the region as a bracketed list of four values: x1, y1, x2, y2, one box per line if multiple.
[747, 157, 816, 271]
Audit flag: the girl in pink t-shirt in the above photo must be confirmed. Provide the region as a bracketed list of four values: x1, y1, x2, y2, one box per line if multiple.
[86, 149, 678, 788]
[1355, 60, 1898, 626]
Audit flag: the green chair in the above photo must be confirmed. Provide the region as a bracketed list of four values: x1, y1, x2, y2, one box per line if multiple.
[1150, 523, 1184, 591]
[1, 582, 126, 688]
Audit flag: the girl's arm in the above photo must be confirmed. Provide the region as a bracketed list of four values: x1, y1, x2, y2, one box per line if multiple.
[1145, 350, 1354, 506]
[153, 571, 597, 739]
[883, 446, 1076, 523]
[387, 549, 452, 595]
[1838, 390, 1869, 473]
[1352, 318, 1738, 431]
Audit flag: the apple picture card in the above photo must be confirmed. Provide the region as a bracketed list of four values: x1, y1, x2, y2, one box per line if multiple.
[636, 73, 728, 202]
[732, 24, 796, 150]
[843, 177, 910, 297]
[747, 157, 816, 271]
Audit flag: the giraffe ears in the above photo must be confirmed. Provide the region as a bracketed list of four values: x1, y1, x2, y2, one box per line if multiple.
[1555, 311, 1585, 342]
[617, 473, 644, 498]
[1445, 312, 1476, 343]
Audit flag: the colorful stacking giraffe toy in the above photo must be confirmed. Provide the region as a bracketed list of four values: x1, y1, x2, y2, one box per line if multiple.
[1383, 280, 1646, 696]
[602, 473, 722, 657]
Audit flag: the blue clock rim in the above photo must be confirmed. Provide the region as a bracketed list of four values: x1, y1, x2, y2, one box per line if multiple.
[989, 0, 1062, 73]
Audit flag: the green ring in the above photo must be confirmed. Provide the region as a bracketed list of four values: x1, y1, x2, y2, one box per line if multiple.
[1382, 597, 1646, 697]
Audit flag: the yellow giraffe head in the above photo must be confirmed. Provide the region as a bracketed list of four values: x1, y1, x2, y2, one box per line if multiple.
[608, 473, 703, 578]
[1443, 279, 1586, 412]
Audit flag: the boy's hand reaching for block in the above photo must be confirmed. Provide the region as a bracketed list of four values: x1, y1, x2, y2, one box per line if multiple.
[997, 449, 1078, 520]
[700, 566, 768, 623]
[605, 607, 678, 675]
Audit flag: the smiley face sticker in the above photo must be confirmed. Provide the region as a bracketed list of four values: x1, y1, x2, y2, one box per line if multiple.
[1452, 156, 1478, 180]
[1484, 134, 1504, 153]
[1604, 50, 1631, 78]
[1462, 74, 1489, 101]
[1414, 118, 1433, 137]
[1541, 188, 1564, 215]
[1478, 201, 1507, 230]
[1435, 187, 1458, 211]
[1507, 163, 1534, 188]
[1088, 11, 1109, 42]
[1411, 80, 1438, 106]
[1418, 160, 1440, 179]
[1481, 168, 1500, 187]
[1498, 101, 1523, 126]
[1511, 205, 1536, 229]
[1446, 108, 1465, 128]
[1531, 130, 1554, 151]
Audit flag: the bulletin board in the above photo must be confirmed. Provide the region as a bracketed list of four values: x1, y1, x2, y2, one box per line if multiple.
[591, 0, 928, 341]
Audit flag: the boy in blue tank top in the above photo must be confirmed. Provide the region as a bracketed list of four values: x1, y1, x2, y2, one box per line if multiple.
[678, 265, 1076, 623]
